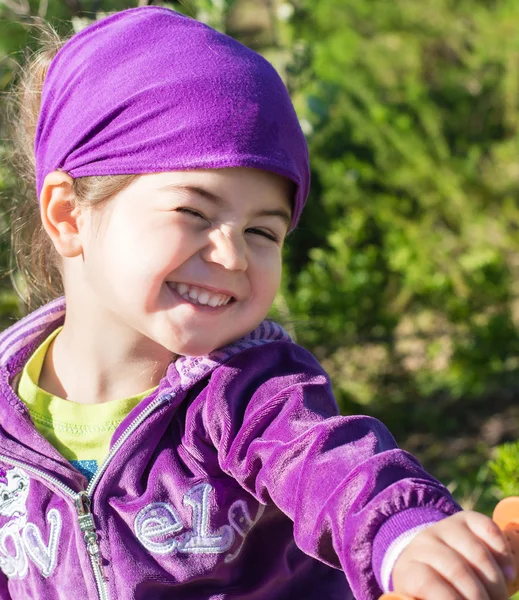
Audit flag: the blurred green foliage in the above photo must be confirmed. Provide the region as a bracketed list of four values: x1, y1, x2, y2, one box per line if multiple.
[3, 0, 519, 511]
[286, 0, 519, 399]
[490, 441, 519, 499]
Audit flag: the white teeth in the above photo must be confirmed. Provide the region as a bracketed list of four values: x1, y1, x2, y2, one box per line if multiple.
[170, 282, 232, 307]
[198, 291, 210, 305]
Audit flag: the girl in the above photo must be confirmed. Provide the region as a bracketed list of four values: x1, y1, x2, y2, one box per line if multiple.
[0, 6, 514, 600]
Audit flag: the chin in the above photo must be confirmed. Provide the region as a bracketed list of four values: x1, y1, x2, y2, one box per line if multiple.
[170, 339, 223, 358]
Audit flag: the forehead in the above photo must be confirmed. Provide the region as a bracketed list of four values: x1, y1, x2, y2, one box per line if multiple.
[137, 168, 294, 210]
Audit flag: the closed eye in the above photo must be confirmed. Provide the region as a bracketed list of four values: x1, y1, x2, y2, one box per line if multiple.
[176, 207, 209, 221]
[246, 228, 280, 243]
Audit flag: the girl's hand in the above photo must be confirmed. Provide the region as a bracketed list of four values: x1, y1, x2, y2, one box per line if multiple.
[391, 511, 516, 600]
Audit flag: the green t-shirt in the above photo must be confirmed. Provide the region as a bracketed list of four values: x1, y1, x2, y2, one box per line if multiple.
[17, 327, 156, 482]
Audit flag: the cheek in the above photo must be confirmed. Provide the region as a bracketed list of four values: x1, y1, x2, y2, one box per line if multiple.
[253, 253, 283, 297]
[99, 222, 174, 272]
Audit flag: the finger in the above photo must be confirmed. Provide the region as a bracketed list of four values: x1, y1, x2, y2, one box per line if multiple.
[438, 521, 509, 600]
[465, 547, 509, 600]
[466, 511, 515, 572]
[406, 544, 492, 600]
[395, 561, 464, 600]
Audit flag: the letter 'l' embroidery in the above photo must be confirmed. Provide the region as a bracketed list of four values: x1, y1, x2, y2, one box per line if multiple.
[178, 483, 234, 554]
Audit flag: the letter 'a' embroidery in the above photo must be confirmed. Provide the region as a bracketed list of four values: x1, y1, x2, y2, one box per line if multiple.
[0, 466, 61, 580]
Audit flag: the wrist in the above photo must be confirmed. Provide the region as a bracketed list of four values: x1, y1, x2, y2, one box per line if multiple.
[373, 508, 451, 592]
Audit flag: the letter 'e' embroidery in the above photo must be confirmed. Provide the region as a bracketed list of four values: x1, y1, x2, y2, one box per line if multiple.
[0, 466, 61, 580]
[135, 483, 263, 562]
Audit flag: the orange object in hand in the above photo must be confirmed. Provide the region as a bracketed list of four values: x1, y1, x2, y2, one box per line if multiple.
[378, 497, 519, 600]
[493, 497, 519, 597]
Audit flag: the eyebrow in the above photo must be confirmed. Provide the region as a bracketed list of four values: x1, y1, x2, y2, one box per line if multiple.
[158, 183, 292, 227]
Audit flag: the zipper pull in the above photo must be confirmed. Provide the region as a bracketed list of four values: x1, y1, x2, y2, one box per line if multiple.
[75, 490, 91, 516]
[75, 491, 106, 577]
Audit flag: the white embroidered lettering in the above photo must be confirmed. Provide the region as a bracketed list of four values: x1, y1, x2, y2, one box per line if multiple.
[0, 467, 61, 580]
[225, 500, 265, 563]
[134, 484, 265, 562]
[0, 522, 28, 579]
[22, 508, 62, 578]
[178, 483, 234, 554]
[135, 503, 183, 554]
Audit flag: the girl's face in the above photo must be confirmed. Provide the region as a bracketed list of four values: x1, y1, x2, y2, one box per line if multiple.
[74, 168, 292, 356]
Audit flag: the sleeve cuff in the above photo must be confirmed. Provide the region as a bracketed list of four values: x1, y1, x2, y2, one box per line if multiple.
[372, 507, 450, 592]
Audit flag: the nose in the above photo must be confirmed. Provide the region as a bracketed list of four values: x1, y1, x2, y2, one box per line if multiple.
[203, 228, 248, 271]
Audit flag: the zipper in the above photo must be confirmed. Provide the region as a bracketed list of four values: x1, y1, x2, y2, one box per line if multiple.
[0, 391, 174, 600]
[85, 393, 174, 497]
[76, 491, 108, 600]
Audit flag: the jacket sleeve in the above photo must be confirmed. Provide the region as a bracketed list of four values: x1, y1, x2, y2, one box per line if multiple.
[199, 341, 461, 600]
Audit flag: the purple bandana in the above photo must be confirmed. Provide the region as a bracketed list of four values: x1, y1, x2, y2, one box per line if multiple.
[34, 6, 310, 228]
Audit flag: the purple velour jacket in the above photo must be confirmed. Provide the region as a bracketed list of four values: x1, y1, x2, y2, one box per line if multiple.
[0, 298, 460, 600]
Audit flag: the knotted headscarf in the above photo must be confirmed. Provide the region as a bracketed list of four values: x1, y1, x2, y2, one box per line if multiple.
[35, 6, 310, 229]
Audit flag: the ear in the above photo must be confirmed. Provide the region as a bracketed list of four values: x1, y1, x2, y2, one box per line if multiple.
[39, 171, 84, 258]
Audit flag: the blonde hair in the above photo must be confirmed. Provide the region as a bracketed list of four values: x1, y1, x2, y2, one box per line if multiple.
[7, 23, 136, 308]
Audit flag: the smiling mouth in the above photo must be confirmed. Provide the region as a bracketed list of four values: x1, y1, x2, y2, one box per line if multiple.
[168, 282, 234, 307]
